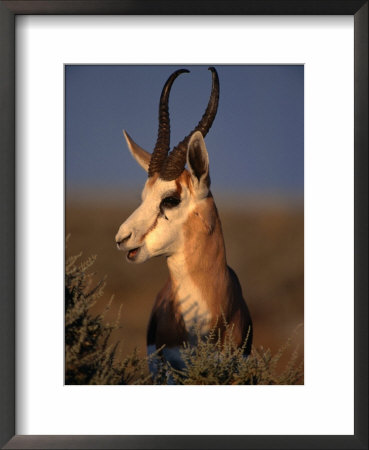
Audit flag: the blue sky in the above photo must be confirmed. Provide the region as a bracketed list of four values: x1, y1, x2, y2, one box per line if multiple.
[65, 65, 304, 200]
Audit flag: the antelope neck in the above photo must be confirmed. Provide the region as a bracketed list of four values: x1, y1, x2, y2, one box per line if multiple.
[166, 206, 229, 325]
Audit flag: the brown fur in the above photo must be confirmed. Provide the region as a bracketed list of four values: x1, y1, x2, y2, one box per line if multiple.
[147, 179, 252, 355]
[177, 170, 192, 191]
[147, 172, 159, 186]
[182, 196, 252, 351]
[175, 178, 182, 195]
[147, 279, 188, 348]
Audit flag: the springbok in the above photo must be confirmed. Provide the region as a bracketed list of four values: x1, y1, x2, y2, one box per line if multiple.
[115, 67, 252, 374]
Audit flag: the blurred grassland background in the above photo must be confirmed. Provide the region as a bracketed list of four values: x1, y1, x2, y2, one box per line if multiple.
[66, 65, 304, 368]
[66, 194, 304, 363]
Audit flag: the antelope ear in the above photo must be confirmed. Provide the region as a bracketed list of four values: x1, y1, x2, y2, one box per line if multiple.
[187, 131, 210, 198]
[123, 130, 151, 172]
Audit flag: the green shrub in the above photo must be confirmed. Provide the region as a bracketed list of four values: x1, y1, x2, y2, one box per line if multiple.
[65, 244, 303, 385]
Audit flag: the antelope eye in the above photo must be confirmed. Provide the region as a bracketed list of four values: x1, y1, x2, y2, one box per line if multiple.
[160, 196, 181, 209]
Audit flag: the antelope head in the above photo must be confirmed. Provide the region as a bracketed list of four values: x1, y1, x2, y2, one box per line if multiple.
[115, 67, 219, 264]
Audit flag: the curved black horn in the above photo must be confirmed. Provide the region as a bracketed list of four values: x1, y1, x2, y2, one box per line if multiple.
[148, 68, 190, 177]
[160, 67, 219, 181]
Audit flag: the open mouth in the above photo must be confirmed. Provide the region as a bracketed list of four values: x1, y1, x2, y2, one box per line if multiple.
[127, 247, 140, 261]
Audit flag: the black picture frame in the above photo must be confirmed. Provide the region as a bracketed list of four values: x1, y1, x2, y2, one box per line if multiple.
[0, 1, 367, 449]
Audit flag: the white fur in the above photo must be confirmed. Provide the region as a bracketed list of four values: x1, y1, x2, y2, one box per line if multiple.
[115, 177, 183, 262]
[167, 252, 211, 337]
[116, 175, 198, 264]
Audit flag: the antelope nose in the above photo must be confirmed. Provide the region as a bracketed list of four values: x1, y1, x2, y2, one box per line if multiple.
[116, 232, 132, 248]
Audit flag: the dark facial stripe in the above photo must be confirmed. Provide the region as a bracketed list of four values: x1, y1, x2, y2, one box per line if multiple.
[140, 212, 160, 242]
[175, 179, 182, 195]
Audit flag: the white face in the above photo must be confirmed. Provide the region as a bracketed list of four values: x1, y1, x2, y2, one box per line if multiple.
[115, 130, 210, 264]
[115, 175, 194, 263]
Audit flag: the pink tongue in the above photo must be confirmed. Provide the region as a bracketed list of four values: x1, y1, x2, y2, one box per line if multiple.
[129, 249, 138, 258]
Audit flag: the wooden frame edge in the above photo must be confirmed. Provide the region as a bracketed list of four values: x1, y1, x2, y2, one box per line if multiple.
[0, 1, 367, 449]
